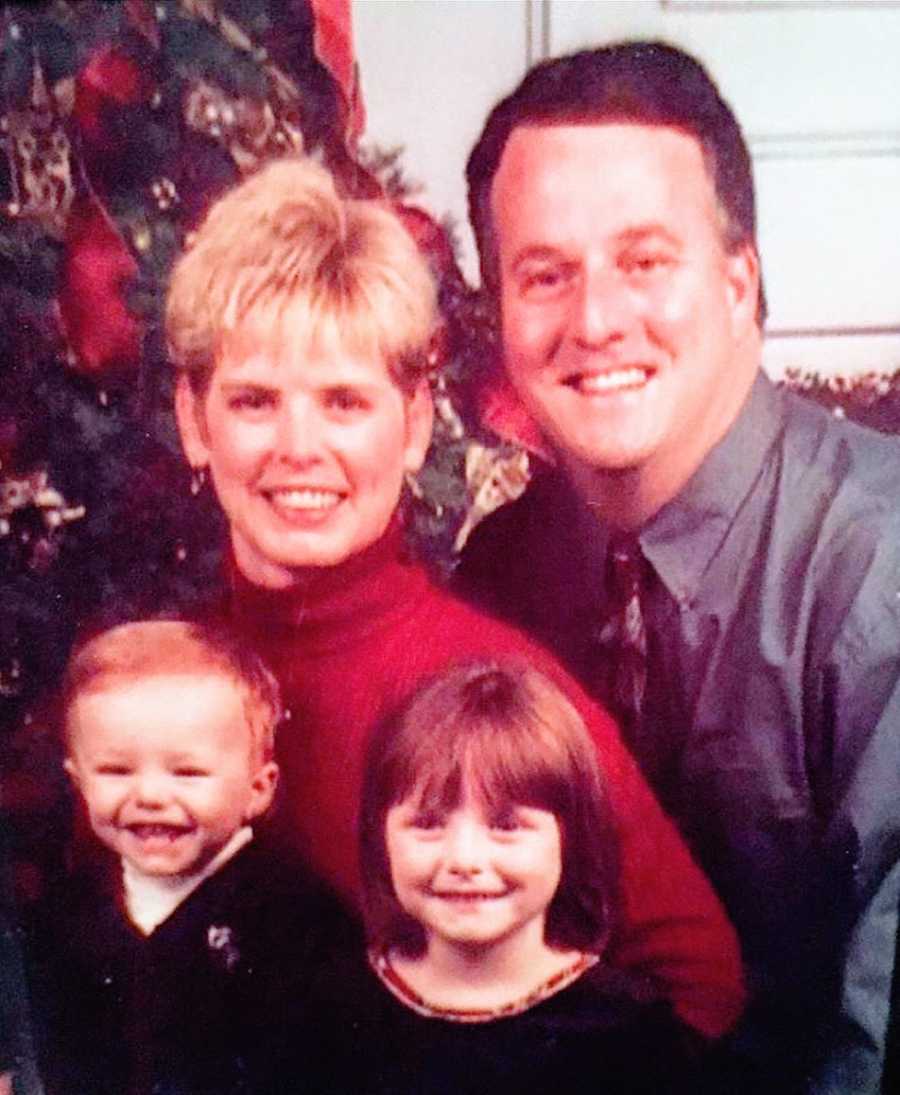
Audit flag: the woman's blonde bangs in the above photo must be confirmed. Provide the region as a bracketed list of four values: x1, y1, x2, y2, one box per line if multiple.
[166, 158, 436, 391]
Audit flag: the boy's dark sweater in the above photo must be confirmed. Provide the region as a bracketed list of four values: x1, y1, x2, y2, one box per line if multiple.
[24, 834, 365, 1095]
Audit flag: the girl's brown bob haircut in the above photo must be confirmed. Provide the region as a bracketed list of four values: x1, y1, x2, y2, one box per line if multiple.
[360, 659, 619, 957]
[61, 619, 282, 765]
[166, 156, 437, 395]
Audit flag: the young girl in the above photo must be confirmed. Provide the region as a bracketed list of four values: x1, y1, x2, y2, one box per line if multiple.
[357, 659, 701, 1095]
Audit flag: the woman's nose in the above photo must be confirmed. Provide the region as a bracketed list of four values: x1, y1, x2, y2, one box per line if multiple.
[273, 398, 326, 465]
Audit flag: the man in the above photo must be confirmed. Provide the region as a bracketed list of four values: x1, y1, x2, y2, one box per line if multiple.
[457, 41, 900, 1094]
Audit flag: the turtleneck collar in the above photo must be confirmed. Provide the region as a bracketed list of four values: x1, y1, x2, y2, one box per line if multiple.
[226, 518, 431, 652]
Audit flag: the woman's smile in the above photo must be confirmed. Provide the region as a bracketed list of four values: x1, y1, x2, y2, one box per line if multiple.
[263, 487, 345, 517]
[260, 485, 347, 527]
[176, 329, 433, 587]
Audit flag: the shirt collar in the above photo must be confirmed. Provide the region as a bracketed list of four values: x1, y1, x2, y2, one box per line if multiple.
[639, 372, 784, 605]
[122, 825, 254, 935]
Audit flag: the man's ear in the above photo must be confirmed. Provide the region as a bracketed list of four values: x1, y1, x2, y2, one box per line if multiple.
[246, 761, 279, 822]
[174, 373, 211, 470]
[403, 380, 434, 476]
[725, 242, 761, 335]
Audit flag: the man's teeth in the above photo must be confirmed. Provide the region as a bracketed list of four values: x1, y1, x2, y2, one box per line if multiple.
[575, 368, 648, 393]
[269, 489, 341, 510]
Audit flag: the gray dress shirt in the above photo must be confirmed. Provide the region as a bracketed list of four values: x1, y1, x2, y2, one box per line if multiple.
[458, 372, 900, 1093]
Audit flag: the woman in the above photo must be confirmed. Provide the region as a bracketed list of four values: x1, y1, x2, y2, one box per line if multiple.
[166, 157, 742, 1041]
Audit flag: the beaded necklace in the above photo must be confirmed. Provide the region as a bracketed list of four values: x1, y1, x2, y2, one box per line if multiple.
[369, 948, 599, 1024]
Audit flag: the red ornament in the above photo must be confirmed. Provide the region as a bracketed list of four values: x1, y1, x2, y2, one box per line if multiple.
[394, 204, 460, 284]
[58, 194, 142, 379]
[309, 0, 365, 140]
[75, 46, 150, 154]
[475, 362, 552, 461]
[0, 418, 17, 468]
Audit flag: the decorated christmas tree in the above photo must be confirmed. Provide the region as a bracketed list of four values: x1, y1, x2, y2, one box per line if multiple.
[0, 1, 329, 723]
[0, 4, 526, 955]
[0, 0, 516, 756]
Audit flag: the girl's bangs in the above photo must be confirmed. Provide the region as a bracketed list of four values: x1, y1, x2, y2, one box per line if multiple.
[394, 717, 568, 818]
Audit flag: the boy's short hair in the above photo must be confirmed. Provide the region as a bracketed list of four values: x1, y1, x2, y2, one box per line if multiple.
[360, 659, 619, 956]
[166, 156, 437, 395]
[62, 620, 281, 763]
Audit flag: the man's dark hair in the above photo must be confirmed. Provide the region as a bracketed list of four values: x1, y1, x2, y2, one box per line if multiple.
[466, 40, 766, 324]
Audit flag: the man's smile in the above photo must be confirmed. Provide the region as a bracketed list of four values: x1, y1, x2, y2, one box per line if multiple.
[561, 365, 655, 395]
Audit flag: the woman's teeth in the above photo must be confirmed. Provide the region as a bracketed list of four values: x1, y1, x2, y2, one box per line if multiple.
[269, 489, 341, 510]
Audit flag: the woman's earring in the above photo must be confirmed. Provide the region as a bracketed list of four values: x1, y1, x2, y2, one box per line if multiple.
[190, 466, 208, 496]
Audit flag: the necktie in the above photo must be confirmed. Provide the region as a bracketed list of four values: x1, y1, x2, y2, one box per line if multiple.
[592, 533, 648, 746]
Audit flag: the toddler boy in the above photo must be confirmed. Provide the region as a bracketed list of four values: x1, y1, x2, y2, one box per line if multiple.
[25, 620, 362, 1095]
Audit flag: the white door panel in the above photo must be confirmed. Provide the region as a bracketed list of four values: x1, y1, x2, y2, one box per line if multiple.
[355, 0, 900, 376]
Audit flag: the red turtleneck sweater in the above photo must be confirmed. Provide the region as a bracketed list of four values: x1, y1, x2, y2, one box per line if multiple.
[224, 526, 744, 1038]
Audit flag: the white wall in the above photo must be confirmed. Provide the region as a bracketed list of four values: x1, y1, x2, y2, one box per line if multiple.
[355, 0, 900, 378]
[354, 0, 530, 283]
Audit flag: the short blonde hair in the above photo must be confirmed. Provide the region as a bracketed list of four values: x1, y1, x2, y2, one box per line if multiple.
[62, 620, 282, 764]
[166, 157, 437, 393]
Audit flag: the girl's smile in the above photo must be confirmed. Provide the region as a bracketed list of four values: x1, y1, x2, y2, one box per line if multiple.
[385, 789, 562, 954]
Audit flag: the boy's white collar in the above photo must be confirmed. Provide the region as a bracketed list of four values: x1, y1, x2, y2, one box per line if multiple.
[122, 825, 254, 936]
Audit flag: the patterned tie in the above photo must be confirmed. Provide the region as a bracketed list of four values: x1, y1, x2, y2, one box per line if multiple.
[593, 533, 648, 746]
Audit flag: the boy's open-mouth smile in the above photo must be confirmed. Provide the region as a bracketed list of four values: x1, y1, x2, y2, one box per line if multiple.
[124, 823, 193, 842]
